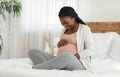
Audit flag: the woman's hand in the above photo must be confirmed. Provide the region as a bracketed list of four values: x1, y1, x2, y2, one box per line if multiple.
[57, 39, 68, 48]
[74, 53, 80, 59]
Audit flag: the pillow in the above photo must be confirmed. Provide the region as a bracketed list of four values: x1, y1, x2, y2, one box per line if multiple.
[109, 36, 120, 61]
[92, 32, 118, 60]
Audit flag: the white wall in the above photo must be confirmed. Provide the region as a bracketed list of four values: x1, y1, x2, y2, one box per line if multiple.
[78, 0, 120, 22]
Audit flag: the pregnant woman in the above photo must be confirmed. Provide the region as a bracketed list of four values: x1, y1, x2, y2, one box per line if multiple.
[28, 6, 95, 70]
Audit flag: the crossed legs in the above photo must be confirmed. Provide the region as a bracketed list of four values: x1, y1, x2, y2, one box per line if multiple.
[28, 49, 85, 70]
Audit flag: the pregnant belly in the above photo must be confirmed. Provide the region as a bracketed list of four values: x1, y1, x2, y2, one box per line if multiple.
[57, 44, 77, 56]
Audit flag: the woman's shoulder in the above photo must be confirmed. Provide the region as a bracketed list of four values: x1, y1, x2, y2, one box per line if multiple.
[79, 24, 90, 30]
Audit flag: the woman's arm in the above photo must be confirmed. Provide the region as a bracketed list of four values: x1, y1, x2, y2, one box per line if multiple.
[79, 26, 95, 59]
[57, 28, 68, 48]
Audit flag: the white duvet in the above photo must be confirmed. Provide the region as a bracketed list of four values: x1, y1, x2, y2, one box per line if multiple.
[0, 58, 120, 77]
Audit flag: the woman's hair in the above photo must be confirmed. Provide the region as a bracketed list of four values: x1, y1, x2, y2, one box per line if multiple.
[58, 6, 86, 25]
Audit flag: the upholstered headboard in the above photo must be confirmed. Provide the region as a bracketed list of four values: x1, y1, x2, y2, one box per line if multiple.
[86, 22, 120, 34]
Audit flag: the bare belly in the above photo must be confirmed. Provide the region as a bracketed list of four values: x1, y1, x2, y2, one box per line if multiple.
[57, 44, 77, 56]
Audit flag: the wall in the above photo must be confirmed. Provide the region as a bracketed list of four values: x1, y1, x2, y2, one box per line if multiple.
[78, 0, 120, 22]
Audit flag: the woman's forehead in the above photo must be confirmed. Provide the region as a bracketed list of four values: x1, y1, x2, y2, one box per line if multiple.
[60, 16, 71, 19]
[60, 16, 71, 21]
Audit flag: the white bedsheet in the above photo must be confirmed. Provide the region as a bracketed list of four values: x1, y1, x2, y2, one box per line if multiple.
[0, 58, 120, 77]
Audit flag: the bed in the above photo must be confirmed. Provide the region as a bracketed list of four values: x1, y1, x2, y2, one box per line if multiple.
[0, 22, 120, 77]
[0, 58, 120, 77]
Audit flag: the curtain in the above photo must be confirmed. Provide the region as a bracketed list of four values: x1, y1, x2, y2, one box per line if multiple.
[0, 0, 79, 59]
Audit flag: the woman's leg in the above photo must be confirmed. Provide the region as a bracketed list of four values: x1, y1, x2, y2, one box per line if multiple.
[32, 52, 85, 70]
[30, 49, 55, 60]
[28, 49, 55, 65]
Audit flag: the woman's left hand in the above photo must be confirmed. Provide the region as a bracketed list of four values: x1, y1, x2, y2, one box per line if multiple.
[74, 53, 80, 59]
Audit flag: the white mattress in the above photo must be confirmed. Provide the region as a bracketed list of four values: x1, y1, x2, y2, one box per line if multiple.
[0, 58, 120, 77]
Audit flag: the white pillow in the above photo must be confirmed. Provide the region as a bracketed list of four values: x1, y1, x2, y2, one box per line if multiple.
[92, 32, 118, 60]
[109, 36, 120, 61]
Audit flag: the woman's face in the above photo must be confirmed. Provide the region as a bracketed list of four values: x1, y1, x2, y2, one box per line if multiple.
[60, 16, 75, 29]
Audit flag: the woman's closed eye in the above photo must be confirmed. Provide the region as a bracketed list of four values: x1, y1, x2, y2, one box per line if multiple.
[62, 22, 70, 26]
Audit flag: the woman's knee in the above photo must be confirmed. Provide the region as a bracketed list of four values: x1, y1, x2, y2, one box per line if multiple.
[28, 49, 37, 57]
[28, 49, 45, 57]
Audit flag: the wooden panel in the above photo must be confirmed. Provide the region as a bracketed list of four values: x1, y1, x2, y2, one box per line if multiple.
[86, 22, 120, 34]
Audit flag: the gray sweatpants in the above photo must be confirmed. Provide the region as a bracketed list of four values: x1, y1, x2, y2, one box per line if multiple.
[28, 49, 85, 70]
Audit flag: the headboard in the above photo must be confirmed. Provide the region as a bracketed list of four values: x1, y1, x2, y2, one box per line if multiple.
[86, 22, 120, 34]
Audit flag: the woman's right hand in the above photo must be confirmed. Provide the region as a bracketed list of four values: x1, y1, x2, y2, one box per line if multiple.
[57, 39, 68, 48]
[74, 53, 80, 59]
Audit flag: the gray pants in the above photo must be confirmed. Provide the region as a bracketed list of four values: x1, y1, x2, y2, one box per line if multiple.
[28, 49, 85, 70]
